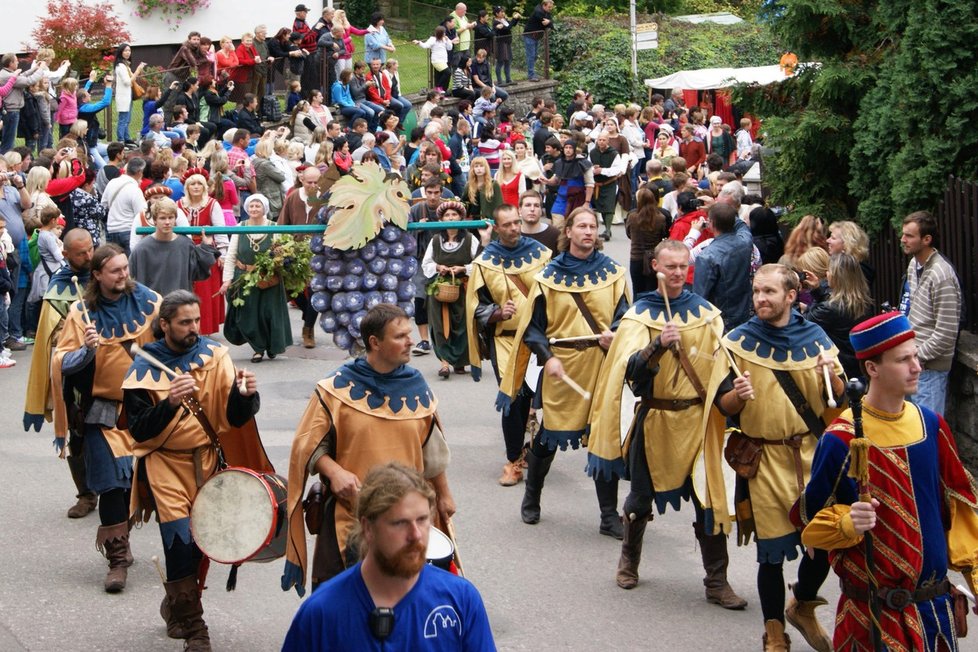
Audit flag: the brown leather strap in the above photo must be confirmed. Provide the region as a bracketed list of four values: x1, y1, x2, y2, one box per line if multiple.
[760, 434, 807, 494]
[642, 397, 702, 411]
[182, 396, 228, 470]
[674, 346, 707, 402]
[773, 369, 826, 437]
[570, 292, 602, 335]
[506, 273, 530, 298]
[841, 577, 950, 610]
[551, 339, 600, 351]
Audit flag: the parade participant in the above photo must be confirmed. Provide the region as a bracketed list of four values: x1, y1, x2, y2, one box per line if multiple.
[518, 190, 558, 254]
[586, 239, 746, 609]
[498, 206, 630, 538]
[800, 312, 978, 651]
[283, 462, 494, 652]
[718, 263, 845, 651]
[421, 201, 481, 379]
[23, 228, 96, 518]
[55, 243, 162, 592]
[543, 140, 593, 229]
[282, 304, 456, 596]
[129, 198, 219, 296]
[588, 131, 625, 241]
[466, 204, 552, 486]
[122, 290, 271, 652]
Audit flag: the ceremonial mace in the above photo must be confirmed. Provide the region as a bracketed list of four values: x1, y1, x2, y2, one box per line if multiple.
[845, 378, 883, 652]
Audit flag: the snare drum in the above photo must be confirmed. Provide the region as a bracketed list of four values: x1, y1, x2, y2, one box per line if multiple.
[426, 527, 456, 573]
[190, 467, 288, 565]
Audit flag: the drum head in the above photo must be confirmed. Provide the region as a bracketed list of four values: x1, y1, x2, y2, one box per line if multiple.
[191, 468, 275, 564]
[426, 527, 454, 564]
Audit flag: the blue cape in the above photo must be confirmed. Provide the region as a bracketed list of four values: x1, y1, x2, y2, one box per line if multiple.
[540, 250, 620, 288]
[727, 310, 834, 362]
[85, 283, 159, 340]
[631, 289, 714, 322]
[331, 358, 434, 413]
[479, 236, 549, 270]
[126, 336, 223, 382]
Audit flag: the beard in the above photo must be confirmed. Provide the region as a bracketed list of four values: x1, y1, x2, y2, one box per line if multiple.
[372, 540, 427, 579]
[170, 333, 199, 351]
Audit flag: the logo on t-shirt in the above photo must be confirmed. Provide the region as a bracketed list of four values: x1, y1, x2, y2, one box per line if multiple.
[423, 605, 461, 639]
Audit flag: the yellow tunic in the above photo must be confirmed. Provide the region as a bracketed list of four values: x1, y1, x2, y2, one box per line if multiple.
[282, 360, 447, 596]
[587, 290, 732, 533]
[464, 238, 551, 380]
[499, 252, 629, 449]
[723, 314, 843, 562]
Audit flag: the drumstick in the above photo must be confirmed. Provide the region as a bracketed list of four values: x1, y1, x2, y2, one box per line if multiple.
[560, 373, 592, 401]
[549, 334, 602, 344]
[445, 519, 464, 577]
[71, 275, 93, 326]
[704, 314, 754, 401]
[237, 368, 248, 394]
[656, 272, 672, 322]
[823, 363, 837, 408]
[151, 555, 167, 584]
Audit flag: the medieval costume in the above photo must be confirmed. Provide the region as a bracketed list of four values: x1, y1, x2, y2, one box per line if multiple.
[122, 336, 271, 651]
[466, 235, 552, 484]
[800, 313, 978, 651]
[723, 310, 845, 649]
[55, 282, 161, 591]
[282, 359, 451, 596]
[549, 153, 593, 223]
[23, 264, 96, 517]
[588, 143, 625, 240]
[586, 290, 743, 605]
[179, 195, 227, 335]
[128, 234, 219, 297]
[498, 249, 629, 535]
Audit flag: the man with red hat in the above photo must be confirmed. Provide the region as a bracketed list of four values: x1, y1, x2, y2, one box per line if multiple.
[799, 311, 978, 651]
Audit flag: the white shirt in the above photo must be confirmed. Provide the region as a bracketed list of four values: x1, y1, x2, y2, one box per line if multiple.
[102, 175, 146, 234]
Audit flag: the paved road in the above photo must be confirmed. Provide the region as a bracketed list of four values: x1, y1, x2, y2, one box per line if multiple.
[0, 225, 840, 651]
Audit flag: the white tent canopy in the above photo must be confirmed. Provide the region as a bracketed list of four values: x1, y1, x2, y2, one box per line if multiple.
[644, 64, 815, 90]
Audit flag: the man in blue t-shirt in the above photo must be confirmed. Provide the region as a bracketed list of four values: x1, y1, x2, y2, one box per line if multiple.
[283, 462, 496, 652]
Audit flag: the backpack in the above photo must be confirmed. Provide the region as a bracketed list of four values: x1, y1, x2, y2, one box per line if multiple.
[261, 94, 282, 122]
[27, 230, 40, 268]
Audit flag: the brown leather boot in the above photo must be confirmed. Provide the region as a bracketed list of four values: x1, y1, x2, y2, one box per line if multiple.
[302, 326, 315, 349]
[785, 590, 831, 652]
[763, 619, 791, 651]
[695, 522, 748, 609]
[498, 461, 523, 486]
[96, 522, 133, 593]
[66, 455, 97, 518]
[165, 575, 212, 651]
[615, 512, 649, 589]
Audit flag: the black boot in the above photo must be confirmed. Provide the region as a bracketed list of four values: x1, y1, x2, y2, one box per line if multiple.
[66, 454, 97, 518]
[616, 512, 650, 589]
[595, 475, 623, 539]
[520, 450, 554, 524]
[694, 521, 747, 609]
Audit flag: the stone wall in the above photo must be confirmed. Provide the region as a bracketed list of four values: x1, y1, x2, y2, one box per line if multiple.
[948, 330, 978, 474]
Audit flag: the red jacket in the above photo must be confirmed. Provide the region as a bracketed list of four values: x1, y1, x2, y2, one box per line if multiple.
[230, 43, 258, 84]
[679, 138, 706, 171]
[668, 209, 712, 284]
[365, 71, 391, 106]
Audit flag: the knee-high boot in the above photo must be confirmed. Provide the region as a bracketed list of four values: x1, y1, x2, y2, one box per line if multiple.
[164, 575, 212, 651]
[616, 512, 649, 589]
[594, 475, 623, 539]
[96, 522, 133, 593]
[520, 450, 554, 524]
[66, 454, 97, 518]
[694, 521, 747, 609]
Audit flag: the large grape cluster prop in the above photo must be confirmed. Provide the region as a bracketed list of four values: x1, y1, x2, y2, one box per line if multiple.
[308, 166, 418, 353]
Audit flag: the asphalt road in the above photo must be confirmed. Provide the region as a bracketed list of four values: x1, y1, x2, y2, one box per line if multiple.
[0, 225, 842, 651]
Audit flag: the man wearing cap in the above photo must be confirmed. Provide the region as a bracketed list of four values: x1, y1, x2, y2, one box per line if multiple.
[718, 263, 845, 651]
[800, 312, 978, 651]
[294, 5, 321, 101]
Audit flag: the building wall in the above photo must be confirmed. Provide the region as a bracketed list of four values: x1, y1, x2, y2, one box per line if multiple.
[6, 1, 325, 54]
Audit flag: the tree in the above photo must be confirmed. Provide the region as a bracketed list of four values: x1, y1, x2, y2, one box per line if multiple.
[27, 0, 131, 75]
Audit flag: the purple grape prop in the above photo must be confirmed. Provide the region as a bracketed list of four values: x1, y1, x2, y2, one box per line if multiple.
[315, 165, 415, 354]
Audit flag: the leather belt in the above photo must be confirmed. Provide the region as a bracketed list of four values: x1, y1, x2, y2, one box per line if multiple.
[841, 578, 951, 610]
[643, 397, 703, 411]
[761, 434, 808, 495]
[551, 340, 600, 351]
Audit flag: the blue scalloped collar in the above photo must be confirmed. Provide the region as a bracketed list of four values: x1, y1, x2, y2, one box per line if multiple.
[45, 265, 89, 299]
[88, 283, 159, 340]
[727, 311, 833, 362]
[127, 337, 221, 382]
[479, 237, 548, 269]
[332, 358, 434, 413]
[632, 290, 714, 322]
[541, 251, 620, 288]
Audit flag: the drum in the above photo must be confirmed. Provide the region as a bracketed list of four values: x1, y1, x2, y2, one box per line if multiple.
[426, 527, 456, 573]
[191, 467, 288, 565]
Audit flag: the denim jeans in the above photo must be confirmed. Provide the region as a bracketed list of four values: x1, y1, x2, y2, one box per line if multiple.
[7, 284, 28, 339]
[1, 110, 20, 153]
[106, 230, 131, 257]
[0, 292, 9, 342]
[491, 86, 509, 102]
[496, 59, 512, 84]
[523, 35, 539, 79]
[389, 96, 413, 123]
[910, 368, 949, 415]
[117, 111, 132, 141]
